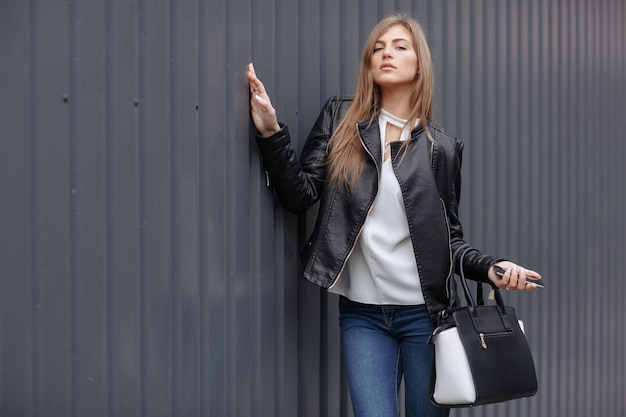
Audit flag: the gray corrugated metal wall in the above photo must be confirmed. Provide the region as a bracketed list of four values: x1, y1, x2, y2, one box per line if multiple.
[0, 0, 624, 416]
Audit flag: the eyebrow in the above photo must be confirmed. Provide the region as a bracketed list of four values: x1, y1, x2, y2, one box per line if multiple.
[374, 38, 411, 44]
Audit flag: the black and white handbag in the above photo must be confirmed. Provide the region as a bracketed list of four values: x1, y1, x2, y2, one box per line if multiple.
[429, 246, 538, 407]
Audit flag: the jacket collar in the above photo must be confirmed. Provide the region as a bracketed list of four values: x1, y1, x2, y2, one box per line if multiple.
[357, 117, 428, 166]
[357, 118, 383, 165]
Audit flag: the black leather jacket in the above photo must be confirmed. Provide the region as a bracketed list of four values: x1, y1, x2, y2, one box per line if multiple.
[256, 96, 499, 322]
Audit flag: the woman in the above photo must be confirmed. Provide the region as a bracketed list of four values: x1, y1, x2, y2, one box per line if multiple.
[248, 14, 541, 417]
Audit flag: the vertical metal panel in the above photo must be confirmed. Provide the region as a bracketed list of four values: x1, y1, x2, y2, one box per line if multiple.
[137, 1, 174, 415]
[1, 1, 35, 415]
[0, 0, 624, 417]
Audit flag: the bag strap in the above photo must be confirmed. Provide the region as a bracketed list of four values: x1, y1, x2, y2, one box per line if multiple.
[448, 244, 474, 308]
[451, 244, 508, 315]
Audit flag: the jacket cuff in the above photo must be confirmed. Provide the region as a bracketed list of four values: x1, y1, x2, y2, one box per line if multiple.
[255, 123, 288, 150]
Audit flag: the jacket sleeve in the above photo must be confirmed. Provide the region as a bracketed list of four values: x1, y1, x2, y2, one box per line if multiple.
[255, 97, 337, 214]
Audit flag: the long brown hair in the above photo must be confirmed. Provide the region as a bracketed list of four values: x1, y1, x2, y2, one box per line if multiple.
[326, 14, 435, 190]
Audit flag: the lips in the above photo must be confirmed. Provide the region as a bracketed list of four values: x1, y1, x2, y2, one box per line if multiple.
[380, 63, 396, 70]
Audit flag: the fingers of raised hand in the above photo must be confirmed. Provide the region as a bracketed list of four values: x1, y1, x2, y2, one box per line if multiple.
[247, 63, 264, 96]
[250, 82, 262, 98]
[248, 78, 267, 111]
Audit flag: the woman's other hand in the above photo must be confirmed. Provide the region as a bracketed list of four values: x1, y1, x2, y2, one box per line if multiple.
[488, 261, 542, 291]
[247, 63, 281, 138]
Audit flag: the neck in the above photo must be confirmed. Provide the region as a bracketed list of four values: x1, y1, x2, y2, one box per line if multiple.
[380, 88, 413, 119]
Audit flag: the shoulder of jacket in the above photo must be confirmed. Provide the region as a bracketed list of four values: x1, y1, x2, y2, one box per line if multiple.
[426, 122, 463, 150]
[323, 96, 353, 113]
[325, 96, 354, 105]
[320, 96, 354, 126]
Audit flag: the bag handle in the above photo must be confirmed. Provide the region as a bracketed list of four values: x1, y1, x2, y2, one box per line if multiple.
[448, 245, 474, 308]
[450, 244, 508, 316]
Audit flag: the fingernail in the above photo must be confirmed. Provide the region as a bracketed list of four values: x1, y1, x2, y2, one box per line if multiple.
[255, 95, 263, 102]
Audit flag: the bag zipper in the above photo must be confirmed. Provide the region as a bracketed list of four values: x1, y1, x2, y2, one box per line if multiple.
[479, 333, 487, 349]
[479, 330, 513, 349]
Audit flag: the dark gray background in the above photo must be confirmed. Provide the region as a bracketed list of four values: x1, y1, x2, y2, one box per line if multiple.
[1, 0, 624, 416]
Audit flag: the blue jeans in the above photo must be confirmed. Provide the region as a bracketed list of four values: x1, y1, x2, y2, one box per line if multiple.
[339, 297, 450, 417]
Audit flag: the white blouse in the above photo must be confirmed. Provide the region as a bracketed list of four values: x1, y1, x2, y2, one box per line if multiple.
[329, 109, 424, 305]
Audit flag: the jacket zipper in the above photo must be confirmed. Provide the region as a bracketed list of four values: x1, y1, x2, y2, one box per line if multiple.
[441, 197, 454, 300]
[328, 124, 380, 289]
[430, 131, 453, 301]
[429, 137, 453, 305]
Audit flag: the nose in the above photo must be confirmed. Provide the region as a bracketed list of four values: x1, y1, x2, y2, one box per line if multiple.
[382, 46, 393, 58]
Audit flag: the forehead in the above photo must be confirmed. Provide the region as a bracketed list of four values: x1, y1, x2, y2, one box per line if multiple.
[375, 25, 412, 43]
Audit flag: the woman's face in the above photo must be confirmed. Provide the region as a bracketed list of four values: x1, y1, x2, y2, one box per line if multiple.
[370, 25, 418, 90]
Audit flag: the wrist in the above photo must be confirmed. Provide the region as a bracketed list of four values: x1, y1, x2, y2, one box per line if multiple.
[259, 123, 281, 138]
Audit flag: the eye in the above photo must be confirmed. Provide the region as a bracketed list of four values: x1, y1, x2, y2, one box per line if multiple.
[373, 47, 383, 54]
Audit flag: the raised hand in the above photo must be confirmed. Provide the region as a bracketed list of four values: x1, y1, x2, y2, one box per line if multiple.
[247, 63, 281, 137]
